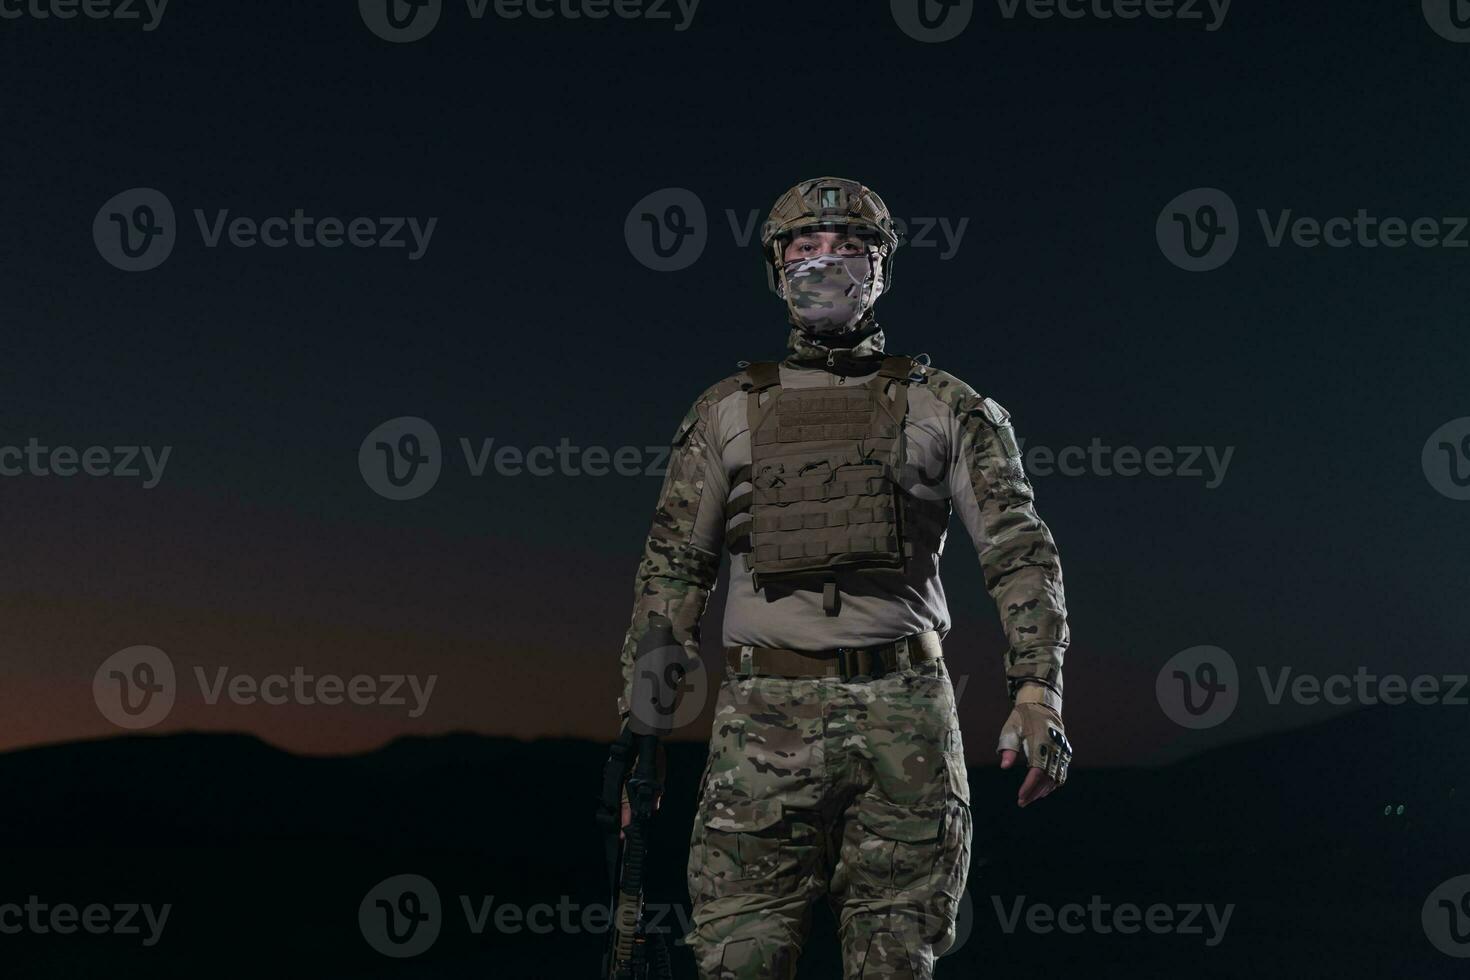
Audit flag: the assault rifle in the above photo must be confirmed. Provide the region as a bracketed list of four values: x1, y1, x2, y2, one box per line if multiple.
[596, 615, 682, 980]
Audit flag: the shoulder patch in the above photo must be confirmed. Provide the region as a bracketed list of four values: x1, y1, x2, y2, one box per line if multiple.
[671, 371, 746, 445]
[979, 397, 1010, 427]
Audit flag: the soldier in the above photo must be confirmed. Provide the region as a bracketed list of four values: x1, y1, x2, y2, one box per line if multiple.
[617, 178, 1072, 980]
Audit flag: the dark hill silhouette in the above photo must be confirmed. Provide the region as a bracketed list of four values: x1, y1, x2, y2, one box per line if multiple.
[0, 705, 1465, 978]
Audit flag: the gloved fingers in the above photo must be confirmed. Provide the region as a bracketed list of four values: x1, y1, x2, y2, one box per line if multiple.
[996, 707, 1024, 758]
[1017, 766, 1057, 808]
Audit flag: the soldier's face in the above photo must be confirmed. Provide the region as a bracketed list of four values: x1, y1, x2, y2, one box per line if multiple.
[782, 230, 869, 263]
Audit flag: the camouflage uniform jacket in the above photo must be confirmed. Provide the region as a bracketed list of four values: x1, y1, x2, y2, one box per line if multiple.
[617, 330, 1069, 715]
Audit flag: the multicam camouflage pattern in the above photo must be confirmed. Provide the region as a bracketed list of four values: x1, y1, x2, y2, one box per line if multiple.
[761, 177, 899, 298]
[617, 372, 745, 716]
[761, 177, 899, 255]
[618, 358, 1070, 713]
[780, 255, 878, 335]
[686, 661, 972, 979]
[785, 323, 887, 364]
[922, 369, 1069, 696]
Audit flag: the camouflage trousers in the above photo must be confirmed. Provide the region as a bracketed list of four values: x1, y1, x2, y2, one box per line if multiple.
[685, 659, 972, 980]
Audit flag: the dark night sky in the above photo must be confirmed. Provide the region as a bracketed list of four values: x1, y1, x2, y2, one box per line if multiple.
[1, 0, 1466, 766]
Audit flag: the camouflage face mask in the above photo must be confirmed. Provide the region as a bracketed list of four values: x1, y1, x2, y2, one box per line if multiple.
[780, 253, 878, 335]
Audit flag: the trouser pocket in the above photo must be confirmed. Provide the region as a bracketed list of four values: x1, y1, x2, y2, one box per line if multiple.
[848, 792, 972, 952]
[690, 796, 790, 906]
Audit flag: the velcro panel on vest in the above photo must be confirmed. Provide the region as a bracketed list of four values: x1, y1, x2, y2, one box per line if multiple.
[755, 391, 873, 447]
[752, 475, 887, 505]
[751, 502, 895, 533]
[743, 375, 909, 579]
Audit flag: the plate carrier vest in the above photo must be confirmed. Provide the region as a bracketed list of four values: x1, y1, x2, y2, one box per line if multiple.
[725, 356, 922, 615]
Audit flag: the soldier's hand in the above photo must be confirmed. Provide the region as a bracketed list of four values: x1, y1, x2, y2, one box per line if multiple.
[999, 747, 1057, 807]
[996, 686, 1072, 808]
[618, 784, 663, 838]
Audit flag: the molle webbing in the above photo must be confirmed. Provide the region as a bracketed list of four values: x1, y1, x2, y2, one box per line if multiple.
[731, 358, 916, 595]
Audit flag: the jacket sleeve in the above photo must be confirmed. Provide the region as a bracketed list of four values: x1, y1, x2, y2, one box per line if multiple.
[616, 386, 730, 718]
[939, 378, 1070, 699]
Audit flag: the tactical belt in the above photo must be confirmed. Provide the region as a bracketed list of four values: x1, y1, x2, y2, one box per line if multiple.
[724, 630, 941, 681]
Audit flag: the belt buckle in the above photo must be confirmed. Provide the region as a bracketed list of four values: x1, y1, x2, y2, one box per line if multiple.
[836, 647, 867, 683]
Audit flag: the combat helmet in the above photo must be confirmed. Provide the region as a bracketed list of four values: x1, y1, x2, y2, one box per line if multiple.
[760, 177, 900, 295]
